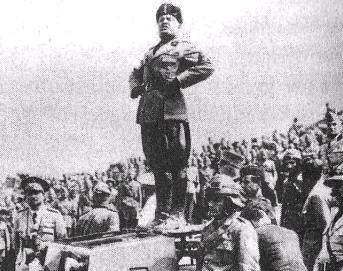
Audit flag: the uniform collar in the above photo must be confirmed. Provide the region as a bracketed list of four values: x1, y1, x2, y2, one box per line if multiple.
[29, 204, 46, 215]
[223, 211, 241, 227]
[93, 203, 109, 209]
[150, 37, 179, 59]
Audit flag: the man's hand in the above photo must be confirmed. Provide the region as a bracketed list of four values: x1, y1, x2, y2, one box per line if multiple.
[161, 78, 180, 98]
[130, 85, 145, 99]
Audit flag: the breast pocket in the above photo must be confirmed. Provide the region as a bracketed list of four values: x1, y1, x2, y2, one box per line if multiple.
[216, 234, 234, 265]
[39, 221, 55, 241]
[154, 54, 179, 79]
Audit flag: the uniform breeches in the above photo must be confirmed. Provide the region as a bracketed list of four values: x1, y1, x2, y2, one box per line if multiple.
[141, 120, 190, 171]
[141, 121, 191, 218]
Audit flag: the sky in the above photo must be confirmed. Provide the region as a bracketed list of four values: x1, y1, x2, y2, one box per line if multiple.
[0, 0, 342, 178]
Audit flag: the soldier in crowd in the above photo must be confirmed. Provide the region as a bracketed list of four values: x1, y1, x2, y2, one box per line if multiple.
[315, 169, 343, 271]
[198, 174, 260, 271]
[319, 110, 343, 170]
[106, 178, 119, 211]
[183, 158, 200, 224]
[53, 187, 74, 237]
[314, 111, 343, 271]
[0, 209, 12, 271]
[258, 149, 278, 192]
[129, 3, 214, 225]
[14, 177, 66, 271]
[239, 165, 277, 224]
[302, 177, 332, 271]
[194, 156, 213, 224]
[281, 149, 307, 242]
[241, 202, 307, 271]
[75, 182, 120, 236]
[302, 151, 323, 199]
[118, 168, 142, 229]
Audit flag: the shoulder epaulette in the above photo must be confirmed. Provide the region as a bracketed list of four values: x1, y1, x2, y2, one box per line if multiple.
[149, 42, 161, 52]
[104, 206, 118, 213]
[47, 207, 60, 214]
[17, 207, 29, 213]
[237, 216, 247, 223]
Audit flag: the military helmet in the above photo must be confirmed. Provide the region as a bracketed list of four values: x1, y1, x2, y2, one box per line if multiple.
[156, 3, 183, 24]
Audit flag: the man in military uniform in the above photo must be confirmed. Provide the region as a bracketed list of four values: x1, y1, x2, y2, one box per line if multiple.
[319, 110, 343, 172]
[198, 174, 260, 271]
[239, 165, 277, 224]
[280, 149, 307, 241]
[75, 182, 120, 236]
[315, 169, 343, 271]
[241, 202, 307, 271]
[129, 3, 214, 223]
[14, 177, 67, 271]
[314, 111, 343, 271]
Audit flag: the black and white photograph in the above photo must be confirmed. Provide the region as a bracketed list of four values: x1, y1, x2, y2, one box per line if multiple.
[0, 1, 342, 270]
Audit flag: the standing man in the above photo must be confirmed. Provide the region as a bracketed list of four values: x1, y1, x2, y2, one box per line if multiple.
[280, 149, 306, 242]
[315, 169, 343, 271]
[319, 110, 343, 176]
[129, 3, 214, 225]
[314, 110, 343, 271]
[14, 177, 67, 271]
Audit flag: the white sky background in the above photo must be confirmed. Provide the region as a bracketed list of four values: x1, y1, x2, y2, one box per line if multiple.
[0, 0, 342, 177]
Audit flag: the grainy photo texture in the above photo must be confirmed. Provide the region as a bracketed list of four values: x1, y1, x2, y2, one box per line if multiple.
[0, 1, 342, 271]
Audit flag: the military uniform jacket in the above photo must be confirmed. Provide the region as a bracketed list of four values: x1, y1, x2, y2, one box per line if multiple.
[322, 210, 343, 263]
[257, 224, 307, 271]
[319, 133, 343, 172]
[14, 205, 67, 251]
[75, 205, 120, 236]
[202, 212, 260, 271]
[129, 37, 214, 124]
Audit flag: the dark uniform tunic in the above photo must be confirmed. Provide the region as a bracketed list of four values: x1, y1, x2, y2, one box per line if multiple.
[129, 37, 214, 217]
[281, 174, 306, 241]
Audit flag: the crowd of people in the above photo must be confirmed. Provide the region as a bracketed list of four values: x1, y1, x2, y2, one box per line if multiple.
[0, 103, 341, 271]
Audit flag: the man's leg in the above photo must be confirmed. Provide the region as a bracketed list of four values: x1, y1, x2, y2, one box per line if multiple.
[153, 170, 173, 220]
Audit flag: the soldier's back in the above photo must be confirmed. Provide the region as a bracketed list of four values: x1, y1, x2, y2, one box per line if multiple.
[257, 224, 306, 271]
[76, 207, 120, 236]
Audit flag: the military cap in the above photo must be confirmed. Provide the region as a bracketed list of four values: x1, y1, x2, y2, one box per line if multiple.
[106, 178, 115, 184]
[219, 150, 245, 169]
[93, 182, 111, 195]
[0, 208, 9, 215]
[208, 174, 246, 207]
[283, 149, 302, 161]
[302, 150, 317, 159]
[21, 176, 49, 192]
[240, 165, 265, 185]
[324, 165, 343, 187]
[156, 3, 183, 24]
[325, 110, 340, 123]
